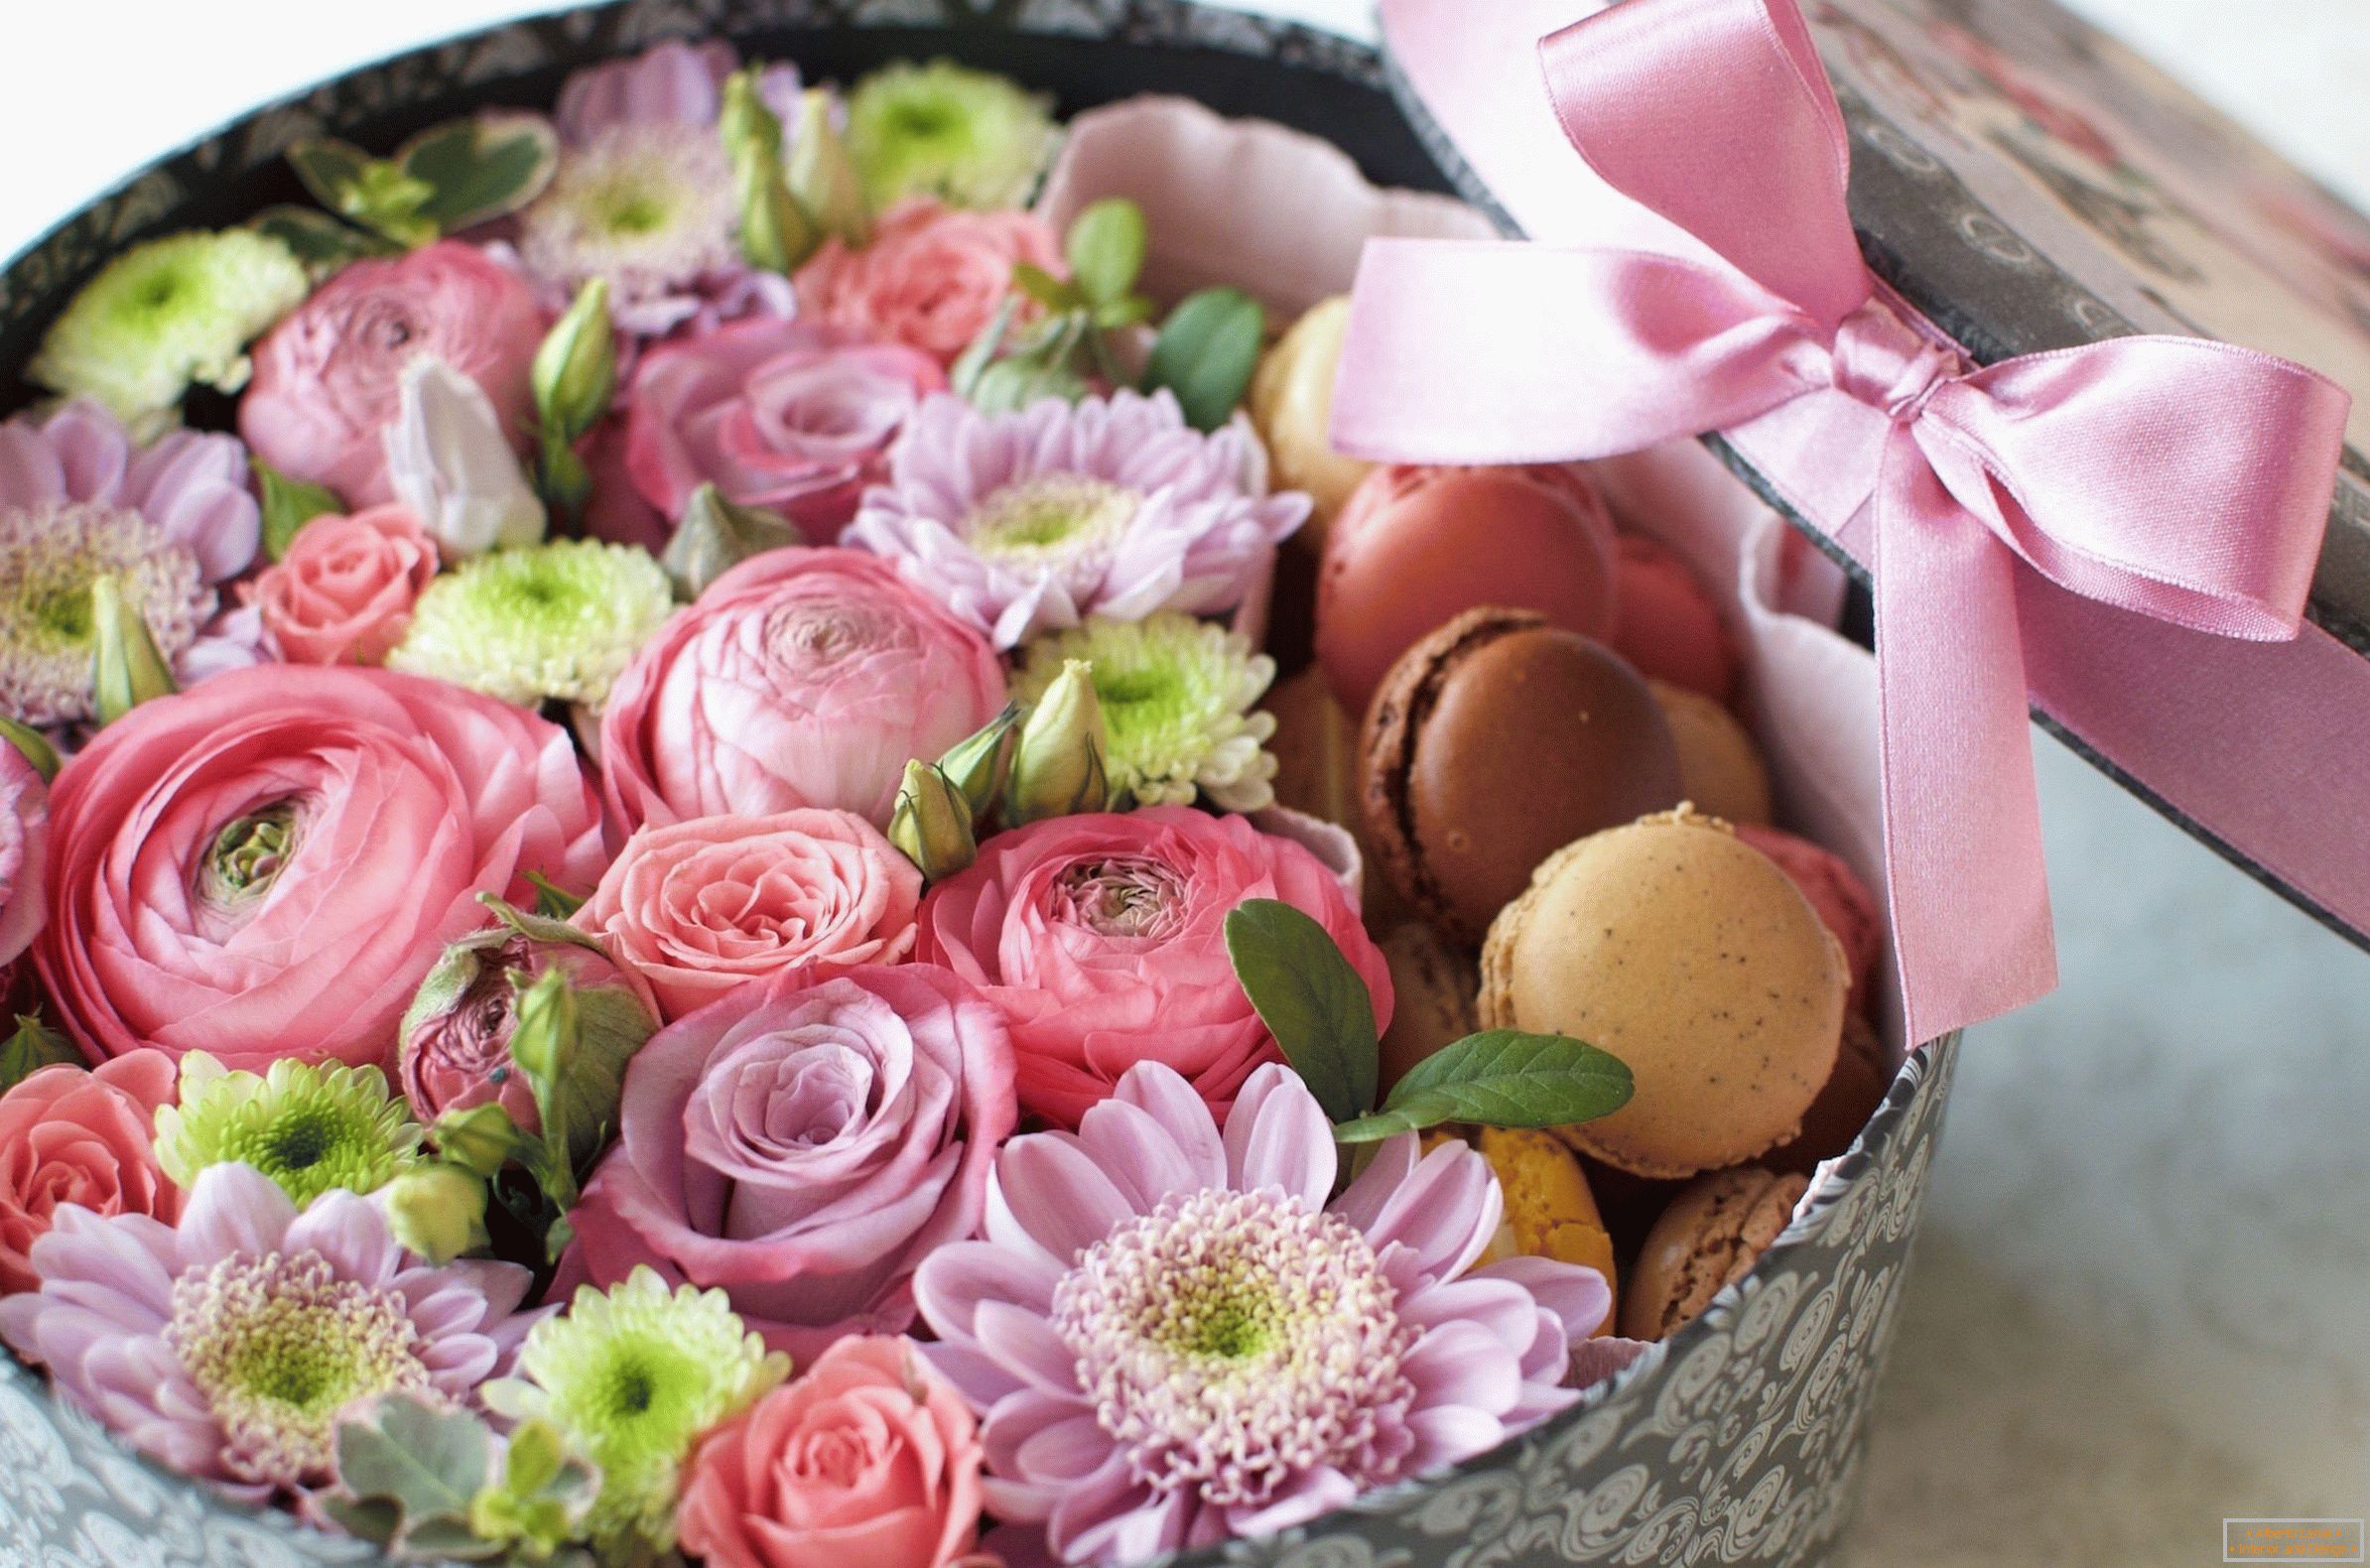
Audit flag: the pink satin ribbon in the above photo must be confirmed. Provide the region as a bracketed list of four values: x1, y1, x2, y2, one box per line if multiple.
[1331, 0, 2354, 1043]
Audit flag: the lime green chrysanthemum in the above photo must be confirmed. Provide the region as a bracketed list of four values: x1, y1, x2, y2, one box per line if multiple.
[30, 230, 308, 434]
[484, 1267, 788, 1551]
[154, 1052, 423, 1208]
[1012, 611, 1278, 811]
[846, 60, 1059, 210]
[387, 538, 673, 711]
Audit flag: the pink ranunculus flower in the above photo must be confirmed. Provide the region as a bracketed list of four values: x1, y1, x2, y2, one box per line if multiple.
[35, 666, 607, 1072]
[579, 810, 923, 1022]
[566, 963, 1018, 1359]
[0, 1050, 180, 1296]
[623, 320, 947, 539]
[794, 198, 1063, 367]
[599, 547, 1006, 833]
[680, 1334, 987, 1568]
[246, 503, 438, 665]
[0, 738, 47, 971]
[915, 807, 1393, 1127]
[239, 241, 545, 507]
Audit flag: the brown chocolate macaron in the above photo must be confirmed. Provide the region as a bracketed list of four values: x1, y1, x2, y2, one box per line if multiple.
[1766, 1011, 1892, 1176]
[1376, 922, 1481, 1090]
[1620, 1165, 1809, 1341]
[1360, 608, 1683, 946]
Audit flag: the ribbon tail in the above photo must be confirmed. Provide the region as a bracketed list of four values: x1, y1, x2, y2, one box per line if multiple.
[1873, 429, 2058, 1043]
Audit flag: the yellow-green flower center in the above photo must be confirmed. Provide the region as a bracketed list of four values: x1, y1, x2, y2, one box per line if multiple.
[967, 474, 1137, 562]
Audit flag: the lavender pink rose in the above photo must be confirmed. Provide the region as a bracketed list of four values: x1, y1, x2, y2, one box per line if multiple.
[0, 1051, 180, 1295]
[793, 198, 1063, 366]
[246, 503, 438, 665]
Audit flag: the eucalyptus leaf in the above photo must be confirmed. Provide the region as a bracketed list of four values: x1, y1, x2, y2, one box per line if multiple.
[252, 456, 342, 560]
[1143, 287, 1265, 432]
[1064, 198, 1146, 307]
[1223, 898, 1380, 1123]
[400, 112, 560, 233]
[332, 1395, 491, 1524]
[1333, 1030, 1633, 1143]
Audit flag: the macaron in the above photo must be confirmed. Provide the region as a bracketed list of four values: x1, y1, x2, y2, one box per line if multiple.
[1377, 922, 1480, 1090]
[1248, 296, 1373, 545]
[1361, 608, 1684, 946]
[1734, 823, 1882, 1017]
[1479, 808, 1847, 1177]
[1470, 1126, 1619, 1335]
[1767, 1011, 1892, 1175]
[1316, 463, 1620, 718]
[1610, 531, 1739, 705]
[1651, 681, 1773, 826]
[1619, 1165, 1808, 1340]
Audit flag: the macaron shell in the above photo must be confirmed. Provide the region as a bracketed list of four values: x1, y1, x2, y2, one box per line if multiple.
[1650, 680, 1774, 826]
[1377, 922, 1481, 1090]
[1610, 530, 1740, 705]
[1316, 463, 1620, 717]
[1248, 296, 1373, 541]
[1767, 1010, 1892, 1175]
[1734, 822, 1883, 1017]
[1619, 1165, 1809, 1340]
[1479, 811, 1847, 1178]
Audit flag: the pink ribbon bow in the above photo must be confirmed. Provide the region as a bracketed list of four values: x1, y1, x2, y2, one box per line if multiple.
[1332, 0, 2354, 1044]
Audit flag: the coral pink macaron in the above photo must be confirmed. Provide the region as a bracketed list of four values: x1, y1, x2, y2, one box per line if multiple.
[1610, 531, 1740, 706]
[1734, 823, 1883, 1017]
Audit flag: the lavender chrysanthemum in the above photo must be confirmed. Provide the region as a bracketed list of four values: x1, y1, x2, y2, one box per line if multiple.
[519, 123, 746, 337]
[913, 1062, 1609, 1564]
[0, 397, 260, 584]
[0, 1163, 532, 1502]
[844, 391, 1309, 649]
[0, 501, 207, 726]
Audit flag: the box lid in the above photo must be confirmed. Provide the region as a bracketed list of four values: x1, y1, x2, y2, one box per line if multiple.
[1369, 0, 2370, 970]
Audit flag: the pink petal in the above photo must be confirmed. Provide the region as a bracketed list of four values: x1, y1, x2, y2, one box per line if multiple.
[990, 1133, 1138, 1266]
[1359, 1141, 1500, 1284]
[1112, 1062, 1228, 1187]
[1221, 1062, 1335, 1208]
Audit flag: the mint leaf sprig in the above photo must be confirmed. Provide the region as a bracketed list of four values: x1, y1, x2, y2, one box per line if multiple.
[1223, 898, 1633, 1140]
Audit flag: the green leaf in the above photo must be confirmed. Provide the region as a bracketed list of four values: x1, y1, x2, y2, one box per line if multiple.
[1009, 261, 1082, 312]
[1333, 1030, 1634, 1142]
[251, 456, 342, 560]
[289, 138, 438, 247]
[1142, 288, 1265, 432]
[1063, 198, 1146, 308]
[400, 112, 560, 233]
[286, 137, 376, 212]
[0, 716, 59, 783]
[1222, 898, 1380, 1123]
[523, 870, 587, 921]
[249, 205, 400, 276]
[950, 294, 1022, 401]
[1093, 295, 1157, 330]
[332, 1395, 491, 1523]
[661, 483, 798, 600]
[0, 1014, 78, 1094]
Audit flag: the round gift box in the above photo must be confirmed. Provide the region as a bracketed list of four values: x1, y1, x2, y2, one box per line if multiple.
[0, 3, 1961, 1564]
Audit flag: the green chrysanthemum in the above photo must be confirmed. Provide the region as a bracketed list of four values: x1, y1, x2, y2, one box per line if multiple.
[155, 1051, 423, 1208]
[1012, 611, 1278, 811]
[29, 229, 308, 434]
[846, 60, 1059, 210]
[484, 1267, 788, 1551]
[387, 538, 674, 711]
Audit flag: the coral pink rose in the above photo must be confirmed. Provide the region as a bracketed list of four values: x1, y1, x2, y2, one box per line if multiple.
[623, 320, 946, 539]
[579, 810, 923, 1021]
[36, 666, 607, 1072]
[0, 1051, 180, 1294]
[917, 807, 1395, 1127]
[247, 503, 438, 665]
[567, 963, 1016, 1358]
[794, 199, 1062, 366]
[1, 740, 46, 971]
[600, 547, 1006, 832]
[240, 241, 544, 506]
[679, 1335, 986, 1568]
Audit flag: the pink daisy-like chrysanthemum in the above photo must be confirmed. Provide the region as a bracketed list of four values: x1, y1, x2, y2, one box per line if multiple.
[0, 1162, 533, 1504]
[843, 390, 1310, 649]
[913, 1061, 1609, 1564]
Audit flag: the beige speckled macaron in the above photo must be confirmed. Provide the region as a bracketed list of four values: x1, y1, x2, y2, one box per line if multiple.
[1620, 1165, 1808, 1340]
[1648, 680, 1774, 826]
[1478, 807, 1846, 1178]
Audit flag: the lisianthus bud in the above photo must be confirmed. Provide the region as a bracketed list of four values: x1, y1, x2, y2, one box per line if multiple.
[721, 68, 818, 274]
[660, 483, 798, 601]
[1006, 658, 1110, 825]
[786, 88, 871, 246]
[89, 574, 179, 725]
[433, 1103, 525, 1180]
[385, 356, 548, 557]
[533, 278, 615, 452]
[507, 968, 576, 1090]
[888, 759, 977, 882]
[0, 716, 58, 783]
[385, 1162, 492, 1265]
[935, 703, 1018, 822]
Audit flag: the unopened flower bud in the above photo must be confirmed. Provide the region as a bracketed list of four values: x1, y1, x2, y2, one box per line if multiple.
[1006, 658, 1110, 825]
[935, 703, 1018, 822]
[721, 68, 819, 274]
[385, 356, 547, 557]
[661, 483, 797, 600]
[0, 716, 59, 783]
[432, 1103, 524, 1180]
[385, 1162, 491, 1265]
[888, 759, 978, 882]
[786, 87, 871, 246]
[532, 277, 614, 451]
[506, 968, 577, 1092]
[90, 574, 178, 725]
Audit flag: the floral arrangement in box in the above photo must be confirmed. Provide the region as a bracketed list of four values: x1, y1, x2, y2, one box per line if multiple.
[0, 38, 1886, 1568]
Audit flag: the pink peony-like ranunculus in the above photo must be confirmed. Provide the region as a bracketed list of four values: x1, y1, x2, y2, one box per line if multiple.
[566, 963, 1016, 1358]
[794, 199, 1062, 366]
[623, 320, 947, 539]
[580, 810, 923, 1021]
[679, 1334, 987, 1568]
[239, 241, 544, 507]
[247, 503, 438, 665]
[35, 666, 607, 1072]
[0, 1050, 180, 1295]
[0, 739, 46, 971]
[599, 547, 1006, 833]
[916, 807, 1394, 1127]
